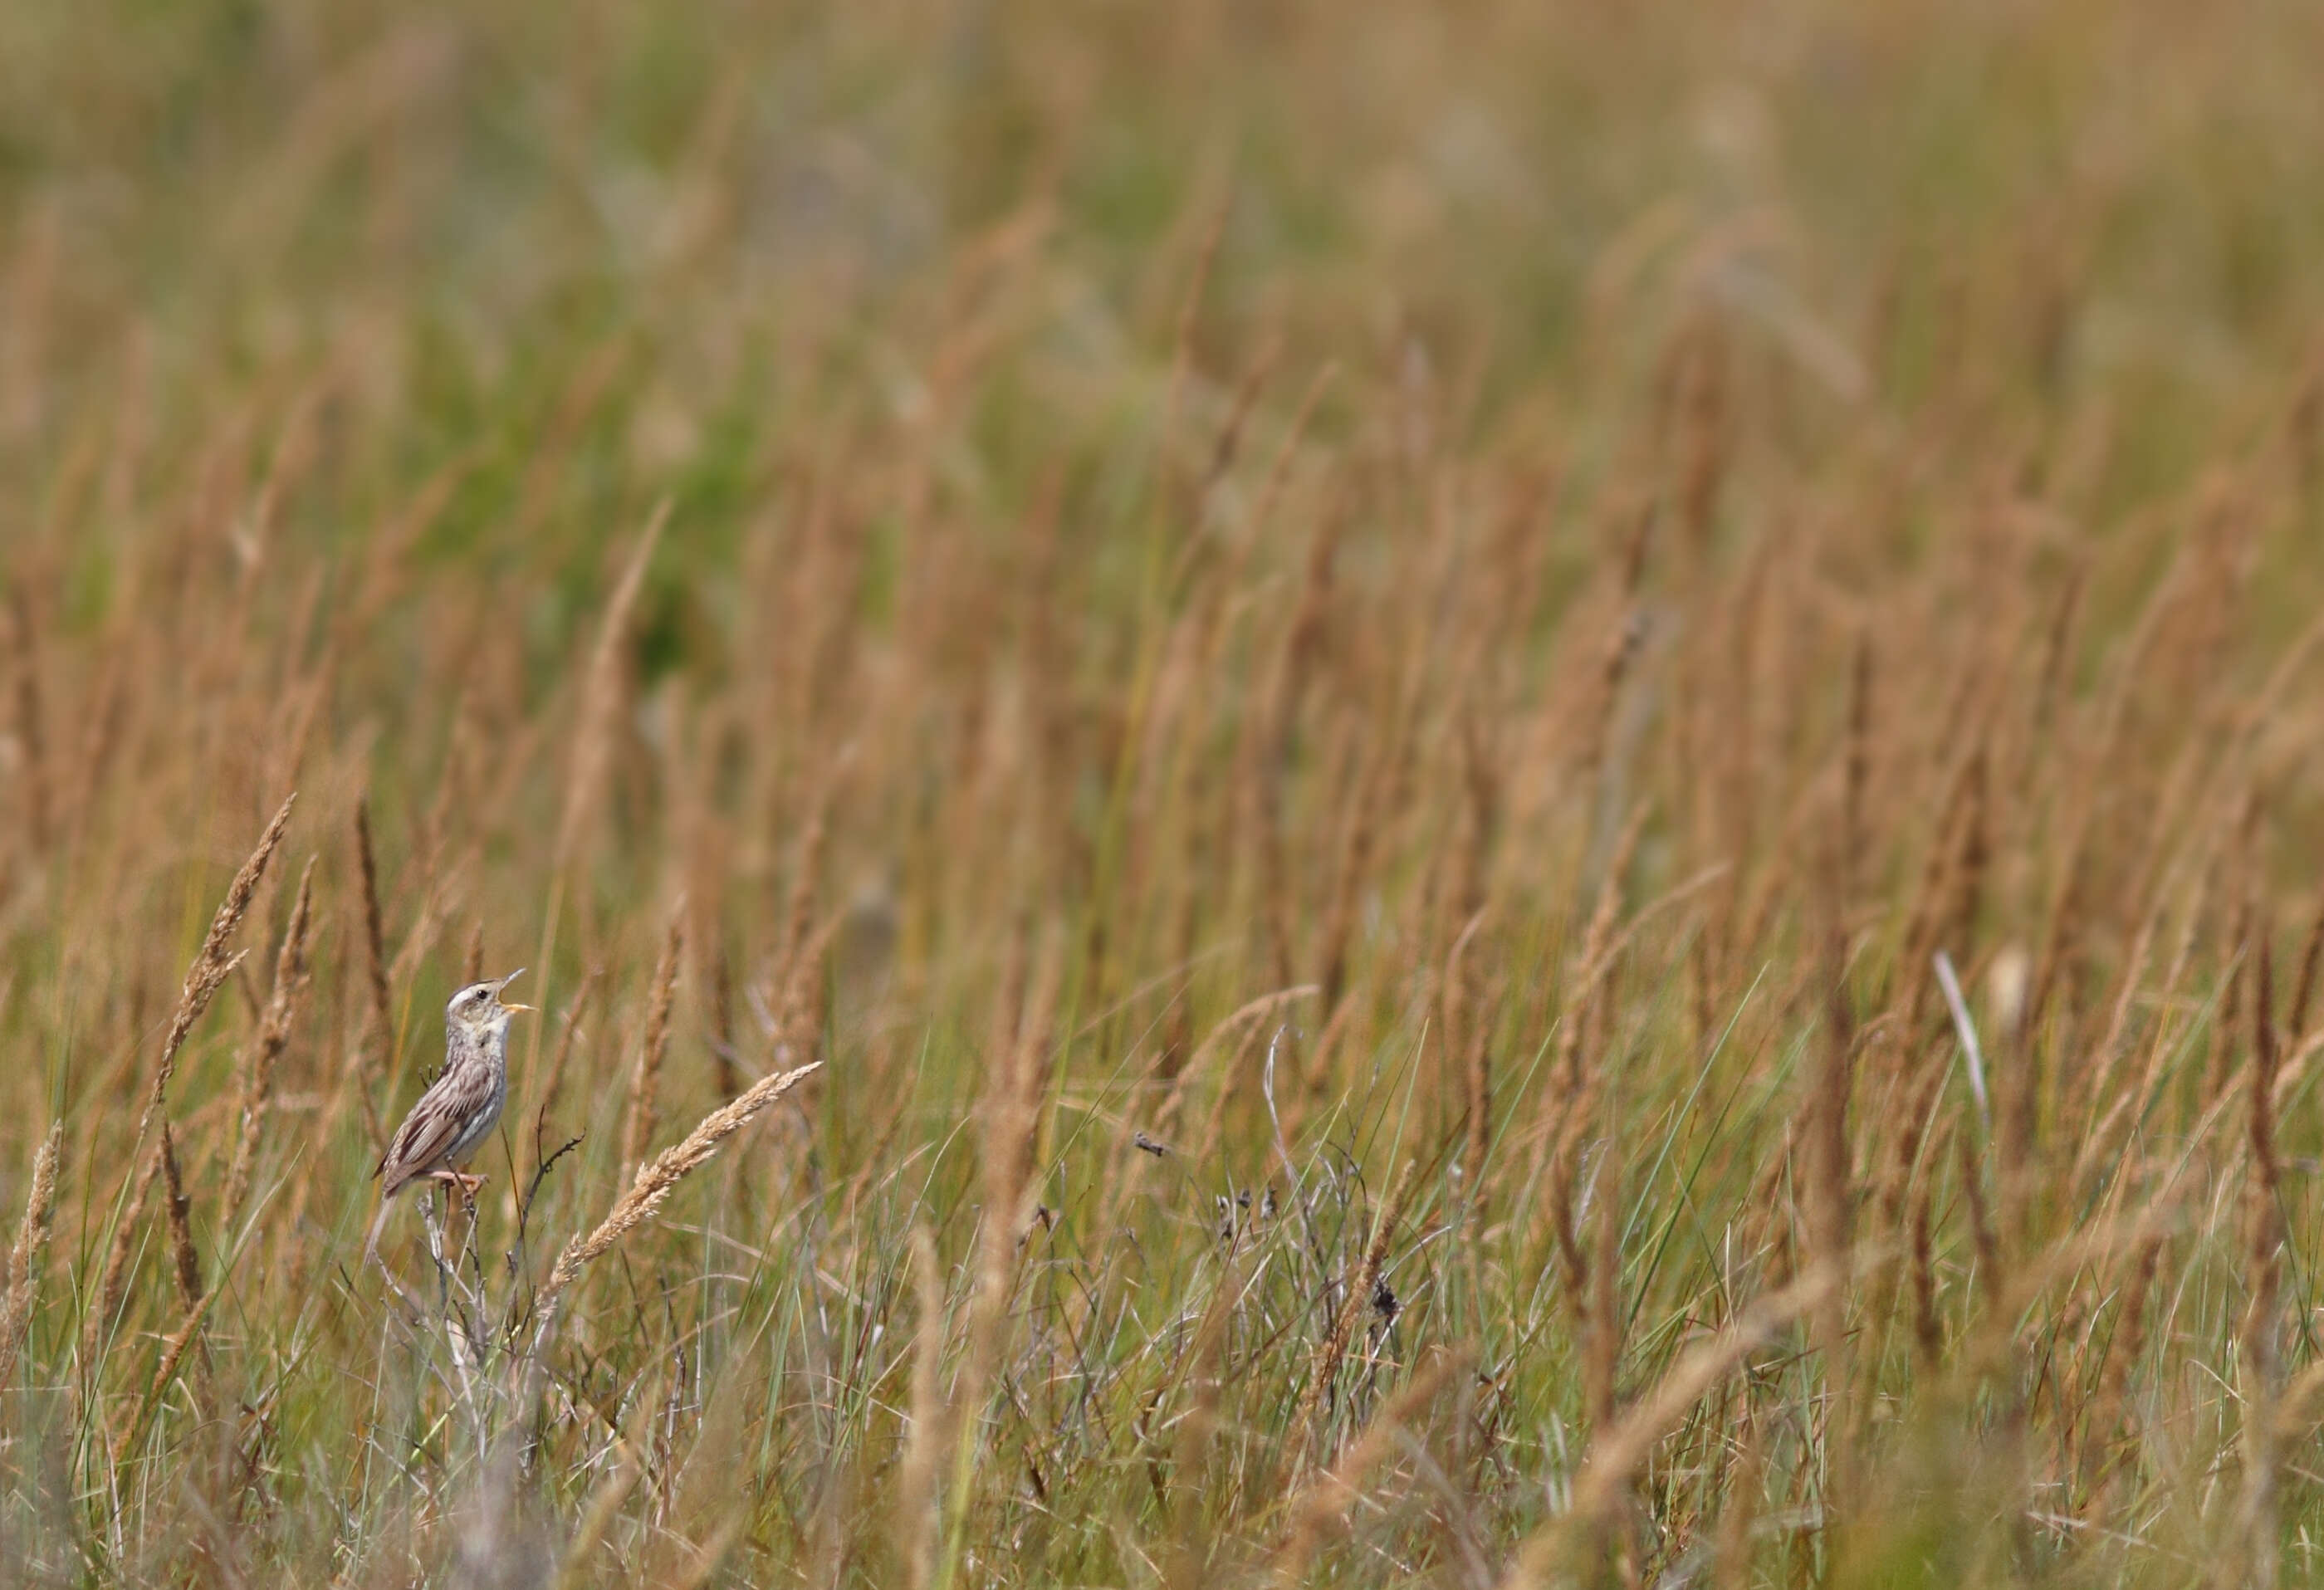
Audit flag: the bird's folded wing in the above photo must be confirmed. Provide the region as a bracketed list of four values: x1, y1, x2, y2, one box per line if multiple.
[380, 1078, 477, 1193]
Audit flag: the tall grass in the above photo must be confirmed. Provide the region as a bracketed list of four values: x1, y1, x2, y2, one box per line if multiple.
[6, 0, 2324, 1584]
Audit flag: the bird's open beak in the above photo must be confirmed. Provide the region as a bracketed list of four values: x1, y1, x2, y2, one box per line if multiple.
[494, 968, 533, 1012]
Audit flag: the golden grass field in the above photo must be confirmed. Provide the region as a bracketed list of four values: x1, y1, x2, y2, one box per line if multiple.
[7, 0, 2324, 1583]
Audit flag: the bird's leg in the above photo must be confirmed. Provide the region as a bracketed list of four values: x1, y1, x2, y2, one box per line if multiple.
[426, 1172, 485, 1265]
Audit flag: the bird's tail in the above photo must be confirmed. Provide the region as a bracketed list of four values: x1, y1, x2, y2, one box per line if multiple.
[363, 1198, 393, 1264]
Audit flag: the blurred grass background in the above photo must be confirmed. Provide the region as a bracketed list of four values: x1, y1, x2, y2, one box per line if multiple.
[9, 0, 2324, 594]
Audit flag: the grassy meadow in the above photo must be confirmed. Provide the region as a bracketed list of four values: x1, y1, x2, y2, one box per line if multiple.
[10, 0, 2324, 1583]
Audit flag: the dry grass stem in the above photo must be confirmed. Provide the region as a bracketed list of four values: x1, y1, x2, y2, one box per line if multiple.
[555, 506, 667, 869]
[541, 966, 605, 1118]
[622, 906, 684, 1177]
[223, 854, 316, 1235]
[0, 1122, 62, 1392]
[1272, 1348, 1464, 1583]
[8, 591, 49, 854]
[351, 798, 393, 1147]
[898, 1222, 946, 1590]
[135, 790, 297, 1150]
[1293, 1157, 1418, 1457]
[1497, 1264, 1842, 1589]
[552, 1437, 644, 1590]
[112, 1281, 223, 1469]
[84, 1141, 166, 1366]
[160, 1123, 202, 1316]
[534, 1060, 822, 1331]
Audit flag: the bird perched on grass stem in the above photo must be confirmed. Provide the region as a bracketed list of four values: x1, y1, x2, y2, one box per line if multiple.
[365, 970, 531, 1257]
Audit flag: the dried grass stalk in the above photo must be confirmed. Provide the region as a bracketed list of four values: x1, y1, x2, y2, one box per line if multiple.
[1573, 603, 1646, 807]
[1164, 1249, 1249, 1590]
[1583, 1147, 1623, 1431]
[134, 790, 297, 1150]
[1312, 748, 1383, 1020]
[351, 798, 392, 1146]
[2082, 1232, 2161, 1512]
[1671, 319, 1728, 555]
[976, 923, 1056, 1267]
[0, 1122, 63, 1390]
[663, 1518, 745, 1590]
[533, 1059, 822, 1333]
[1497, 1264, 1840, 1590]
[63, 650, 122, 854]
[776, 799, 829, 996]
[709, 940, 739, 1102]
[1908, 1161, 1943, 1367]
[111, 1281, 222, 1469]
[556, 506, 666, 868]
[769, 794, 837, 1065]
[84, 1142, 167, 1366]
[898, 1222, 945, 1590]
[223, 855, 316, 1234]
[1272, 1348, 1463, 1583]
[623, 907, 685, 1177]
[1958, 1128, 2001, 1288]
[1556, 804, 1647, 1092]
[914, 922, 1066, 1562]
[553, 1436, 645, 1590]
[1292, 1157, 1417, 1456]
[160, 1124, 201, 1315]
[2291, 892, 2324, 1041]
[2228, 932, 2287, 1588]
[1540, 810, 1647, 1302]
[1842, 629, 1873, 902]
[1895, 741, 1987, 1031]
[2205, 893, 2252, 1106]
[8, 589, 48, 854]
[1713, 1411, 1769, 1590]
[1442, 904, 1493, 1192]
[541, 966, 606, 1118]
[965, 923, 1059, 1337]
[354, 797, 393, 1034]
[1805, 941, 1861, 1501]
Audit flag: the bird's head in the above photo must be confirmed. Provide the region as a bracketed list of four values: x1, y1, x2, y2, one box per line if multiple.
[448, 968, 532, 1040]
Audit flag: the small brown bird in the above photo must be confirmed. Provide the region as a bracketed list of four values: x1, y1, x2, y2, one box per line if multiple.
[365, 970, 531, 1256]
